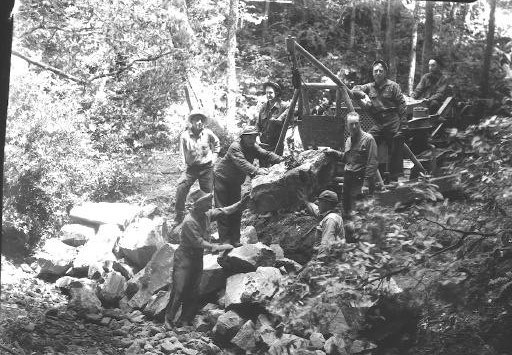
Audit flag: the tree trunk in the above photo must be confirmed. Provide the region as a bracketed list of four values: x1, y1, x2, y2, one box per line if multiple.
[371, 4, 383, 59]
[385, 0, 397, 80]
[408, 2, 419, 95]
[263, 0, 270, 40]
[226, 0, 239, 130]
[481, 0, 497, 98]
[422, 1, 434, 75]
[349, 1, 357, 49]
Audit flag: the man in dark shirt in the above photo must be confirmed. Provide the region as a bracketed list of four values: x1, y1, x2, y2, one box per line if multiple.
[342, 112, 379, 217]
[214, 126, 282, 245]
[411, 58, 449, 114]
[164, 190, 248, 328]
[351, 60, 407, 182]
[256, 81, 288, 155]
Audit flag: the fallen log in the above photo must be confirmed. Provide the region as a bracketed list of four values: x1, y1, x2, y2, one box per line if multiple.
[374, 173, 462, 207]
[250, 150, 339, 213]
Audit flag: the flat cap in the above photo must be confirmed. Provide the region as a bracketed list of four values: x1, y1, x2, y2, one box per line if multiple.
[318, 190, 338, 203]
[240, 126, 259, 136]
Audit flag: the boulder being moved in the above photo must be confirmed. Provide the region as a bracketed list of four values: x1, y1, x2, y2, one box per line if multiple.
[250, 150, 339, 213]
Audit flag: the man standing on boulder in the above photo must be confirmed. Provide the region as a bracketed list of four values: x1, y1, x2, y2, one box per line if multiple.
[214, 126, 282, 246]
[174, 111, 220, 224]
[165, 190, 248, 328]
[256, 81, 288, 160]
[351, 60, 407, 182]
[299, 190, 344, 257]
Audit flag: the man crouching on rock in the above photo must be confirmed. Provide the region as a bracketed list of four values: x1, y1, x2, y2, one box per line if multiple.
[299, 190, 345, 258]
[165, 190, 249, 329]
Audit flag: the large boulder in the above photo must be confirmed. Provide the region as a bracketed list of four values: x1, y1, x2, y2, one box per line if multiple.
[60, 223, 96, 247]
[199, 254, 227, 298]
[117, 217, 166, 269]
[69, 202, 141, 230]
[224, 267, 282, 307]
[218, 243, 276, 273]
[68, 280, 102, 314]
[251, 150, 339, 213]
[98, 271, 126, 306]
[72, 224, 121, 274]
[127, 243, 176, 310]
[35, 239, 78, 278]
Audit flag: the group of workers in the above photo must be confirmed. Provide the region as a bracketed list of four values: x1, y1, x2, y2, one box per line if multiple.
[164, 57, 449, 329]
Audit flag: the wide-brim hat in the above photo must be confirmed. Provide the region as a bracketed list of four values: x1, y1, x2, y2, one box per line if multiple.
[188, 110, 208, 123]
[240, 125, 259, 136]
[262, 81, 282, 95]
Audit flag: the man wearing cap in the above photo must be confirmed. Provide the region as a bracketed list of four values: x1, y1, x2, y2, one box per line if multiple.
[411, 57, 449, 114]
[256, 81, 289, 156]
[299, 189, 344, 257]
[174, 111, 220, 224]
[342, 112, 379, 217]
[214, 126, 283, 246]
[165, 189, 249, 328]
[351, 60, 407, 182]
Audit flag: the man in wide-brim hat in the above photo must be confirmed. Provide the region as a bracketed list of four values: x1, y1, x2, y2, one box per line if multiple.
[213, 125, 283, 245]
[174, 110, 220, 224]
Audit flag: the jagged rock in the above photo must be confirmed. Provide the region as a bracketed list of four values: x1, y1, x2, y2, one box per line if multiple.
[324, 336, 347, 355]
[88, 262, 106, 280]
[231, 320, 257, 352]
[127, 243, 176, 310]
[192, 315, 211, 333]
[118, 217, 166, 269]
[69, 202, 141, 230]
[256, 314, 277, 348]
[310, 332, 326, 349]
[113, 259, 135, 280]
[185, 338, 221, 354]
[143, 290, 170, 320]
[35, 239, 78, 278]
[202, 304, 224, 327]
[199, 254, 227, 298]
[275, 257, 303, 273]
[218, 243, 276, 273]
[240, 226, 258, 245]
[141, 204, 159, 218]
[98, 271, 126, 306]
[224, 267, 282, 307]
[68, 281, 102, 314]
[60, 223, 96, 247]
[55, 276, 93, 291]
[251, 150, 339, 213]
[213, 310, 244, 343]
[72, 224, 122, 274]
[270, 243, 285, 259]
[349, 340, 377, 354]
[268, 334, 310, 354]
[160, 339, 183, 354]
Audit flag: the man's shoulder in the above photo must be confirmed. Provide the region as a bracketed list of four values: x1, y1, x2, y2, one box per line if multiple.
[362, 131, 376, 142]
[322, 211, 343, 225]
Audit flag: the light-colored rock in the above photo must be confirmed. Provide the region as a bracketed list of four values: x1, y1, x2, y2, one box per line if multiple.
[224, 267, 282, 307]
[35, 239, 78, 277]
[141, 204, 158, 218]
[349, 339, 377, 354]
[60, 224, 96, 247]
[251, 150, 339, 213]
[213, 310, 244, 343]
[231, 320, 257, 352]
[118, 217, 166, 269]
[88, 262, 106, 280]
[270, 243, 285, 259]
[218, 242, 276, 273]
[324, 336, 347, 355]
[127, 243, 176, 310]
[199, 254, 227, 297]
[310, 332, 326, 349]
[99, 271, 126, 305]
[268, 334, 310, 354]
[256, 314, 277, 348]
[72, 224, 122, 273]
[55, 276, 96, 291]
[143, 290, 170, 320]
[240, 226, 258, 245]
[69, 202, 141, 230]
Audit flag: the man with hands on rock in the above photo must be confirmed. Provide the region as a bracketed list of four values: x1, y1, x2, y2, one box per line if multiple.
[213, 126, 283, 246]
[164, 189, 250, 329]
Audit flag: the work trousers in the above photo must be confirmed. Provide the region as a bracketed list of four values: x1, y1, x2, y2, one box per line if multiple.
[369, 118, 403, 180]
[214, 175, 242, 245]
[165, 246, 203, 325]
[343, 170, 364, 216]
[175, 163, 213, 216]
